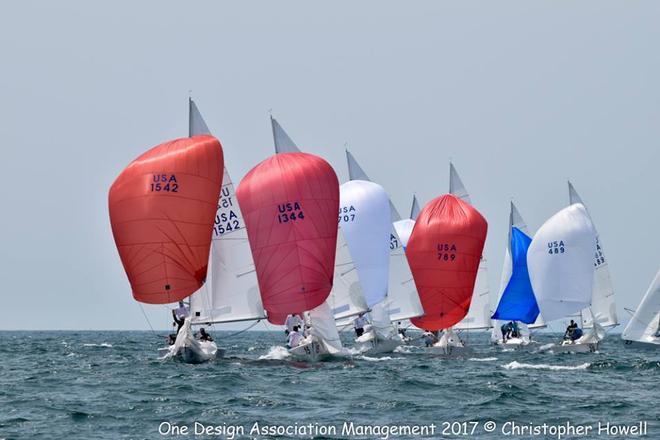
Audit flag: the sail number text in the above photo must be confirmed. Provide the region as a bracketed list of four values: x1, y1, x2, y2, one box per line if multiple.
[150, 174, 178, 192]
[277, 202, 305, 223]
[548, 240, 565, 255]
[338, 205, 356, 223]
[214, 187, 241, 236]
[437, 243, 457, 261]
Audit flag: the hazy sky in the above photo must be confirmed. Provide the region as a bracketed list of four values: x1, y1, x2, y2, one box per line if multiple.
[1, 1, 658, 330]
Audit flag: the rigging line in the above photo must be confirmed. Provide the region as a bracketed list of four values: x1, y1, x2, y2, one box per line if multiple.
[138, 303, 159, 339]
[222, 320, 262, 339]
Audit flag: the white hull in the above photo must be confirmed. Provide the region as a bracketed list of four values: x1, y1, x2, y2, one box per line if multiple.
[356, 336, 400, 355]
[426, 344, 472, 357]
[623, 339, 660, 349]
[549, 341, 599, 354]
[288, 340, 334, 362]
[161, 340, 221, 364]
[494, 337, 533, 350]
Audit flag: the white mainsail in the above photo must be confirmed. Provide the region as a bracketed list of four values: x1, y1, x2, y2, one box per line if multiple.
[527, 203, 597, 322]
[450, 163, 491, 330]
[270, 115, 300, 153]
[188, 99, 266, 324]
[455, 257, 492, 330]
[568, 182, 618, 329]
[622, 268, 660, 344]
[328, 229, 369, 319]
[309, 301, 344, 353]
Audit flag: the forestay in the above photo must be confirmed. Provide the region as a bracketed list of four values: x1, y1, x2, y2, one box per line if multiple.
[527, 203, 597, 323]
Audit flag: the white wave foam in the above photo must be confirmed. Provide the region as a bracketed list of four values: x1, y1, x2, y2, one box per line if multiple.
[359, 356, 395, 362]
[469, 357, 498, 362]
[393, 346, 414, 354]
[538, 343, 555, 351]
[82, 343, 113, 348]
[502, 361, 590, 371]
[258, 346, 290, 360]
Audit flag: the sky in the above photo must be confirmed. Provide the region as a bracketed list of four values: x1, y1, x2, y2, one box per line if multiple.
[1, 1, 658, 331]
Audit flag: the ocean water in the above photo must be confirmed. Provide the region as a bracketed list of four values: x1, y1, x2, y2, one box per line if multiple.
[1, 330, 658, 440]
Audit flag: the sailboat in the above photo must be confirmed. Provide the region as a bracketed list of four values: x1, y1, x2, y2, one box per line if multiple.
[491, 202, 544, 348]
[568, 182, 618, 339]
[182, 99, 268, 358]
[622, 268, 660, 348]
[407, 193, 488, 356]
[108, 133, 224, 363]
[449, 163, 492, 333]
[236, 117, 344, 361]
[342, 151, 424, 354]
[527, 203, 599, 353]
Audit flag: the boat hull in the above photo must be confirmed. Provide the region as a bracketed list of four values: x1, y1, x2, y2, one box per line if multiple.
[551, 341, 598, 354]
[427, 345, 473, 357]
[288, 340, 333, 362]
[356, 337, 400, 355]
[623, 340, 660, 349]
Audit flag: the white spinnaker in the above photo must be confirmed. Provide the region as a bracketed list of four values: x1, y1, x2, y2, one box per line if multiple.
[309, 301, 343, 353]
[569, 182, 618, 329]
[328, 229, 368, 320]
[346, 151, 422, 322]
[622, 268, 660, 344]
[450, 164, 492, 330]
[491, 202, 544, 340]
[339, 180, 391, 308]
[187, 99, 266, 324]
[527, 203, 597, 323]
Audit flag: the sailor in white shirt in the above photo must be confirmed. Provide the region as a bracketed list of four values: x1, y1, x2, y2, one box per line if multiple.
[174, 301, 190, 320]
[354, 313, 368, 337]
[172, 301, 190, 334]
[284, 314, 304, 335]
[287, 326, 303, 348]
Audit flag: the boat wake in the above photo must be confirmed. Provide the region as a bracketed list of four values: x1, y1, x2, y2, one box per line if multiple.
[82, 343, 113, 348]
[258, 346, 291, 360]
[501, 361, 590, 371]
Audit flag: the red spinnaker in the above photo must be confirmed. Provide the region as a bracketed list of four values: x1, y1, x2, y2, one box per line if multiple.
[109, 135, 223, 304]
[236, 152, 340, 325]
[408, 194, 487, 330]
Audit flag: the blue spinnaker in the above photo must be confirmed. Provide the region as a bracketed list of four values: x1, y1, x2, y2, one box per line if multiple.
[491, 227, 540, 324]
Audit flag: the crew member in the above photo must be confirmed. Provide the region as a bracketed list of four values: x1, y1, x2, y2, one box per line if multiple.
[354, 313, 368, 337]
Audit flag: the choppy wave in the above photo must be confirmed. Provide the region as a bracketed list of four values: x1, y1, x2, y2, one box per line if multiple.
[258, 346, 290, 360]
[501, 361, 590, 371]
[1, 331, 658, 440]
